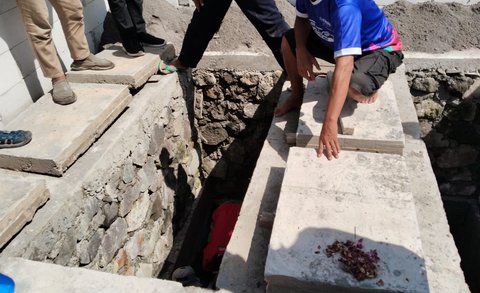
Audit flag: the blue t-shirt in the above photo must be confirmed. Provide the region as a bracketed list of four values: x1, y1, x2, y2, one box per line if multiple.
[296, 0, 402, 59]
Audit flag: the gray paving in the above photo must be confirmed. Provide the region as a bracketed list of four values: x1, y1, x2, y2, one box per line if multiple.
[0, 83, 131, 176]
[0, 178, 49, 249]
[67, 44, 172, 88]
[296, 78, 405, 154]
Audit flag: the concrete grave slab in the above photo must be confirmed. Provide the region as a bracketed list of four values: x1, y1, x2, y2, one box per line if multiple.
[0, 178, 49, 249]
[67, 44, 168, 88]
[0, 257, 213, 293]
[0, 83, 132, 176]
[217, 84, 292, 293]
[265, 147, 428, 293]
[296, 78, 405, 154]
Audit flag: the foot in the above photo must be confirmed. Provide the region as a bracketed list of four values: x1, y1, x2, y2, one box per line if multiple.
[0, 130, 32, 149]
[158, 58, 189, 74]
[274, 93, 303, 116]
[350, 92, 378, 104]
[71, 54, 115, 71]
[52, 79, 77, 105]
[158, 62, 177, 75]
[138, 32, 166, 47]
[121, 37, 145, 57]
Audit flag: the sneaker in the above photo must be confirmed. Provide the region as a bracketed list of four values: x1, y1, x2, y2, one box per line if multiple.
[122, 37, 145, 57]
[138, 32, 166, 47]
[52, 79, 77, 105]
[0, 130, 32, 149]
[71, 54, 115, 71]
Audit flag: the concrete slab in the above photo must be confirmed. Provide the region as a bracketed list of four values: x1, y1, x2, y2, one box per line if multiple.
[265, 147, 428, 293]
[296, 78, 405, 154]
[67, 44, 165, 89]
[0, 178, 49, 249]
[0, 83, 132, 176]
[0, 257, 213, 293]
[403, 139, 470, 293]
[216, 86, 292, 293]
[391, 65, 469, 292]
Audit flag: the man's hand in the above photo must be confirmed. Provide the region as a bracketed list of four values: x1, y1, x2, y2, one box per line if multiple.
[193, 0, 204, 11]
[296, 47, 320, 81]
[317, 120, 340, 160]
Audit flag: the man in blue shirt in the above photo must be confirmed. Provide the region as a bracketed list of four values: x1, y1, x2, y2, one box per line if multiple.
[275, 0, 403, 160]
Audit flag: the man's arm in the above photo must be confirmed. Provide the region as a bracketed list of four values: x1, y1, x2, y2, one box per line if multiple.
[317, 55, 354, 160]
[294, 17, 320, 81]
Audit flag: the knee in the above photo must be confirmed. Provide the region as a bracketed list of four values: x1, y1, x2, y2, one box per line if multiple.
[28, 26, 53, 44]
[350, 73, 377, 97]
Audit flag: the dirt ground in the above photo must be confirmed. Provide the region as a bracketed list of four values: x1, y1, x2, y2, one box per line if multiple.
[384, 0, 480, 53]
[102, 0, 480, 56]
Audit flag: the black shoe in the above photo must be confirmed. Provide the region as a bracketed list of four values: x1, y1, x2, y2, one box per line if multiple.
[138, 32, 166, 47]
[122, 38, 145, 57]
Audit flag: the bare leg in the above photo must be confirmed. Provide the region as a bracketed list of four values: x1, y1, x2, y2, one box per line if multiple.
[274, 36, 304, 116]
[348, 87, 378, 104]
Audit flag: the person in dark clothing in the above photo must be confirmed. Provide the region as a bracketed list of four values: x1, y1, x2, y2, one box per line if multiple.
[169, 0, 290, 70]
[108, 0, 166, 56]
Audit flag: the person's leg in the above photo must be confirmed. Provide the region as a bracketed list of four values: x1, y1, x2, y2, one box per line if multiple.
[17, 0, 78, 104]
[16, 0, 64, 79]
[107, 0, 135, 35]
[107, 0, 144, 55]
[348, 50, 403, 103]
[50, 0, 116, 67]
[49, 0, 90, 61]
[235, 0, 290, 69]
[126, 0, 146, 34]
[274, 33, 303, 116]
[176, 0, 233, 68]
[275, 29, 334, 116]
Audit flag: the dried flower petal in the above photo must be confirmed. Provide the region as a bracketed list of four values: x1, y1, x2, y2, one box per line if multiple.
[324, 239, 380, 281]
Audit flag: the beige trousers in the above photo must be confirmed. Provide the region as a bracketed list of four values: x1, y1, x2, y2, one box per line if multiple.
[16, 0, 91, 78]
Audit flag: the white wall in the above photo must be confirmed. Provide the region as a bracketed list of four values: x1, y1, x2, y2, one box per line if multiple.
[0, 0, 109, 128]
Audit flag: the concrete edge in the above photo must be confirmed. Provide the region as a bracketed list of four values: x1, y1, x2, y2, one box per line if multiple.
[0, 257, 214, 293]
[0, 180, 50, 249]
[57, 87, 133, 174]
[404, 50, 480, 71]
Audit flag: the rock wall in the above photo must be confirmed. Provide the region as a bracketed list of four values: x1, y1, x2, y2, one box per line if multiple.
[1, 76, 202, 279]
[77, 95, 200, 277]
[407, 68, 480, 200]
[193, 69, 284, 199]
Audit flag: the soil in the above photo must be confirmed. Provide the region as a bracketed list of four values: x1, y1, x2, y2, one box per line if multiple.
[102, 0, 480, 56]
[384, 0, 480, 53]
[141, 0, 296, 56]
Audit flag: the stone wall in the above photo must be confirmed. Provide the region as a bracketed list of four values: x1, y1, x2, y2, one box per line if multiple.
[1, 76, 202, 279]
[76, 93, 200, 277]
[193, 69, 284, 199]
[407, 68, 480, 200]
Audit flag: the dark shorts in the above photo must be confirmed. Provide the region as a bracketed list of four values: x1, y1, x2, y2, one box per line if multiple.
[284, 28, 403, 96]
